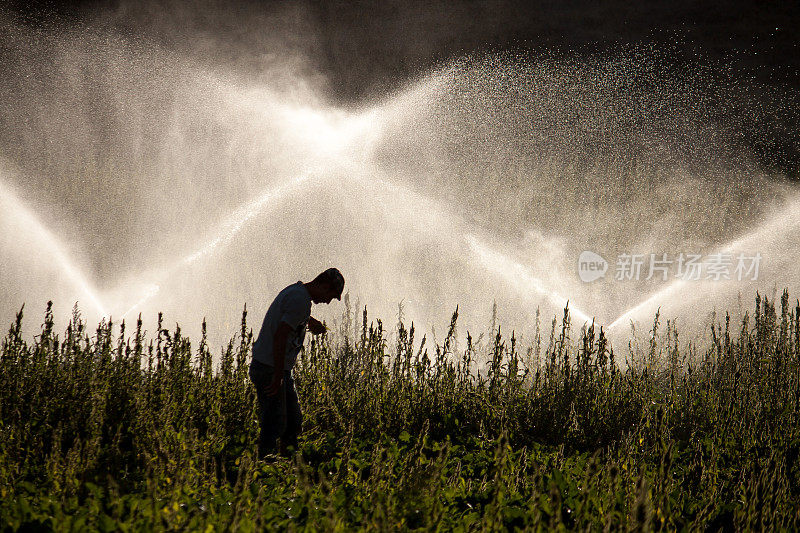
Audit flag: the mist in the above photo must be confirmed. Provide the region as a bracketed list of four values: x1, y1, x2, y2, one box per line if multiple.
[1, 2, 799, 354]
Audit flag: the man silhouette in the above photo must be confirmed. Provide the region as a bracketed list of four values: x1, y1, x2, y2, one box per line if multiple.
[249, 268, 344, 459]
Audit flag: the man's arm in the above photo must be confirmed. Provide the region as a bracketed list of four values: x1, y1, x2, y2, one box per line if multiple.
[307, 316, 326, 335]
[265, 322, 292, 397]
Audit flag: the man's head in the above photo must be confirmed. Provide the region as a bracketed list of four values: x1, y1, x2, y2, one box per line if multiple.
[306, 268, 345, 304]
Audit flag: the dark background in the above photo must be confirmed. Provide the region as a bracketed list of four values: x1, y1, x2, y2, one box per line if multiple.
[5, 0, 800, 172]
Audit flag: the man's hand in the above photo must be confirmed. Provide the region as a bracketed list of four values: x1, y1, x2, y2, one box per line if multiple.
[307, 316, 326, 335]
[265, 374, 284, 397]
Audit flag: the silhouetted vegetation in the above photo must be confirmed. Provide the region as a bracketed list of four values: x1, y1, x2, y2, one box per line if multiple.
[2, 292, 800, 530]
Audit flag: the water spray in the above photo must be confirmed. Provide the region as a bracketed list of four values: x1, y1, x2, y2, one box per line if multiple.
[0, 177, 107, 317]
[465, 234, 595, 325]
[607, 194, 800, 330]
[120, 170, 317, 319]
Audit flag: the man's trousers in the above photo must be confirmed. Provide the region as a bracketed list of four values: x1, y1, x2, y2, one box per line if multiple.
[249, 359, 302, 458]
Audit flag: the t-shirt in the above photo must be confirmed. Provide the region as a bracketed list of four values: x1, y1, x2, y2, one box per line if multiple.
[251, 281, 312, 369]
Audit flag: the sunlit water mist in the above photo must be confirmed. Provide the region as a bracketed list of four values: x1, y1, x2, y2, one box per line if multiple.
[607, 193, 800, 333]
[119, 170, 316, 319]
[2, 20, 799, 355]
[465, 235, 594, 325]
[0, 174, 106, 318]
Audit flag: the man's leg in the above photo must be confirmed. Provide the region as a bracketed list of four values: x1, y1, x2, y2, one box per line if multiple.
[280, 371, 303, 456]
[250, 362, 287, 459]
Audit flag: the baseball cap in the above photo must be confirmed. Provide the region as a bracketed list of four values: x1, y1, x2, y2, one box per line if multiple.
[319, 267, 345, 298]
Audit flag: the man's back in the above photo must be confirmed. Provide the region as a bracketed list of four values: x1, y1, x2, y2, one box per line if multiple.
[252, 281, 312, 369]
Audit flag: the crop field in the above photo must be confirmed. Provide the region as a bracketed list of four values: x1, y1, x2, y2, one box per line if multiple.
[2, 294, 800, 531]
